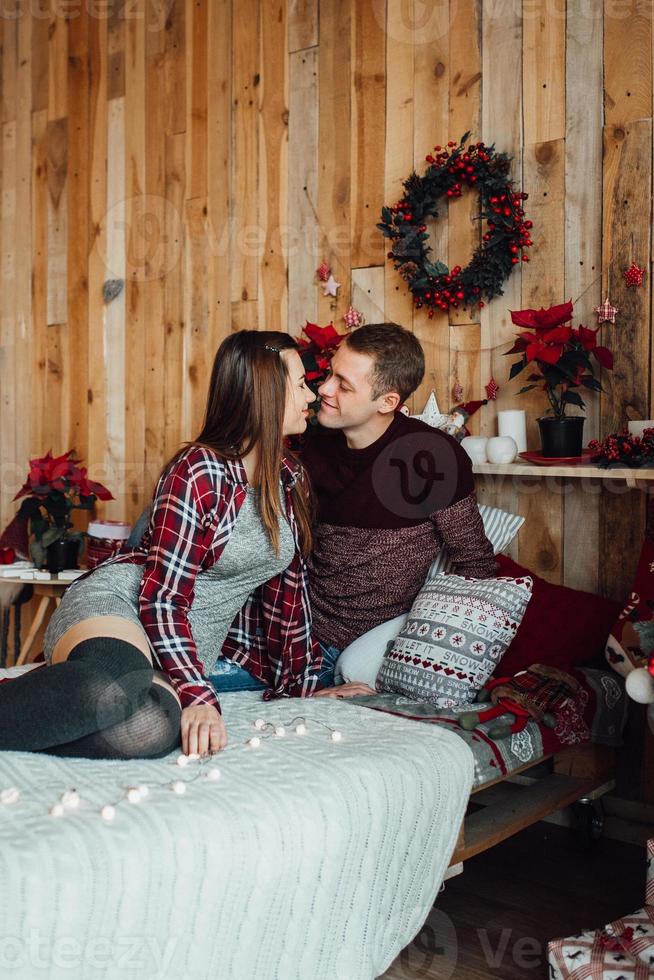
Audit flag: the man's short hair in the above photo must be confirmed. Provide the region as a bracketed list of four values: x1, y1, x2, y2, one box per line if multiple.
[344, 323, 425, 403]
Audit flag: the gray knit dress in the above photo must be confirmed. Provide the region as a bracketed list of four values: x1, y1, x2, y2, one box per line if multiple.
[43, 488, 295, 675]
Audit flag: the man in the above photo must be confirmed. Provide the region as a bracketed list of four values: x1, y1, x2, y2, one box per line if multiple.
[302, 322, 496, 685]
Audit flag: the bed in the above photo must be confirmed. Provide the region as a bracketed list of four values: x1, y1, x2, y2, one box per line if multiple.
[348, 665, 627, 874]
[0, 687, 474, 980]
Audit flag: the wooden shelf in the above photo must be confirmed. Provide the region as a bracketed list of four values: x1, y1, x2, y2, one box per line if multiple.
[472, 461, 654, 488]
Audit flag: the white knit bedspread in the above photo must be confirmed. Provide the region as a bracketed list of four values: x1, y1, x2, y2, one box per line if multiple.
[0, 691, 473, 980]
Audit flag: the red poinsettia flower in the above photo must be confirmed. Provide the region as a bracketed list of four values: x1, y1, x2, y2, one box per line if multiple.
[509, 299, 573, 331]
[572, 325, 614, 368]
[302, 321, 344, 351]
[506, 300, 613, 418]
[14, 450, 113, 502]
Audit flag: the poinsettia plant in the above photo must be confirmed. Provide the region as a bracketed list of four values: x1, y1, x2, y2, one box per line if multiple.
[505, 300, 613, 417]
[297, 321, 347, 413]
[14, 450, 113, 568]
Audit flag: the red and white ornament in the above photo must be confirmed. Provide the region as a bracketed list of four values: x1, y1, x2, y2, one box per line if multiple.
[623, 263, 646, 288]
[316, 262, 331, 282]
[594, 297, 619, 324]
[343, 306, 363, 329]
[485, 377, 499, 401]
[452, 381, 464, 402]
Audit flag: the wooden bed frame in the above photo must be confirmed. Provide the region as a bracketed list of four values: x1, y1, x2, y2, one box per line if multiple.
[447, 743, 616, 876]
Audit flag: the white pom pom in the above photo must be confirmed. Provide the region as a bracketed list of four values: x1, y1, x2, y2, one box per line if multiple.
[101, 805, 116, 822]
[126, 788, 142, 804]
[626, 667, 654, 704]
[205, 767, 221, 782]
[274, 726, 286, 737]
[49, 802, 65, 818]
[330, 730, 342, 742]
[254, 719, 266, 730]
[137, 785, 149, 799]
[295, 723, 306, 736]
[0, 787, 20, 805]
[248, 736, 261, 748]
[61, 789, 80, 809]
[176, 754, 190, 767]
[171, 781, 187, 795]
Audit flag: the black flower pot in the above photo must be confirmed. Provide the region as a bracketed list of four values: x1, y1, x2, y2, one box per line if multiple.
[45, 539, 79, 573]
[538, 415, 585, 458]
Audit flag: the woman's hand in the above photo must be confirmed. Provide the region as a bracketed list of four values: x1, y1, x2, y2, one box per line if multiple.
[312, 682, 377, 699]
[181, 704, 227, 756]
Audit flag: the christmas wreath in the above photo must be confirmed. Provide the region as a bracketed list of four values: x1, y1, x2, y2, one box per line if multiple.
[378, 132, 533, 318]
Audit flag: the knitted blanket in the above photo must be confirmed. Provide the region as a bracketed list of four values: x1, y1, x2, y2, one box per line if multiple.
[0, 690, 473, 980]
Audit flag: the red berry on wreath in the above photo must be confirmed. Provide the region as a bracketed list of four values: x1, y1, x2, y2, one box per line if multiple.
[524, 220, 533, 228]
[522, 255, 529, 262]
[511, 257, 519, 265]
[434, 145, 441, 151]
[448, 140, 456, 147]
[456, 291, 464, 300]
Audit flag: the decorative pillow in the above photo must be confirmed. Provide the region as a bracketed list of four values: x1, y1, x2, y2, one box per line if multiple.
[427, 504, 524, 579]
[605, 513, 654, 678]
[495, 555, 623, 677]
[376, 573, 533, 706]
[335, 613, 409, 687]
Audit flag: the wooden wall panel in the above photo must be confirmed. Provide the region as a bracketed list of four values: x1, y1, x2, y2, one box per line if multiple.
[2, 0, 654, 801]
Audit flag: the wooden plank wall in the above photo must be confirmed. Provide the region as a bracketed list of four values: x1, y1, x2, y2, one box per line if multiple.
[1, 0, 653, 801]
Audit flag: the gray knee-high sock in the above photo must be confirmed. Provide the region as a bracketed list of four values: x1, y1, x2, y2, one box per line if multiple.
[45, 683, 182, 760]
[0, 637, 153, 752]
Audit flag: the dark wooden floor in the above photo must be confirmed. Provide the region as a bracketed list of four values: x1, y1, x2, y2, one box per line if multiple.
[382, 822, 646, 979]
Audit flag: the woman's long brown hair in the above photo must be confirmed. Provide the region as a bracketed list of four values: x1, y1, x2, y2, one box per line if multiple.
[160, 330, 312, 556]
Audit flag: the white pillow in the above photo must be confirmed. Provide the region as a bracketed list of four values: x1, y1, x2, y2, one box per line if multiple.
[335, 613, 409, 687]
[335, 504, 524, 686]
[426, 504, 524, 580]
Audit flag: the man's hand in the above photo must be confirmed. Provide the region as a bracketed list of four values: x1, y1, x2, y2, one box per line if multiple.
[312, 681, 377, 699]
[181, 704, 227, 756]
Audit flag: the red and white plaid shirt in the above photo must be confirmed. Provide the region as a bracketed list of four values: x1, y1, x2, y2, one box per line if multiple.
[102, 446, 323, 711]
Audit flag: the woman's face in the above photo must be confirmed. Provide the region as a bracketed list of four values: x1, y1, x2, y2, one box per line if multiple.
[281, 349, 316, 436]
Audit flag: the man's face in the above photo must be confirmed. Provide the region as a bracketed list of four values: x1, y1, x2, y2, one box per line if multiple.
[318, 343, 393, 430]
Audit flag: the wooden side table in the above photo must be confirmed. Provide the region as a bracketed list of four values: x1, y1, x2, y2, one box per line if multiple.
[0, 576, 72, 666]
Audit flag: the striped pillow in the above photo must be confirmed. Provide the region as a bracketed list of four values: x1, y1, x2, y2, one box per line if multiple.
[427, 504, 524, 580]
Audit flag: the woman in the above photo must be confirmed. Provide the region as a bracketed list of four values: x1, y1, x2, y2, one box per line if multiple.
[0, 331, 373, 760]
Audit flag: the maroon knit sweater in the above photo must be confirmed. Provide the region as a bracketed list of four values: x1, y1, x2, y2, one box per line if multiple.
[302, 412, 497, 648]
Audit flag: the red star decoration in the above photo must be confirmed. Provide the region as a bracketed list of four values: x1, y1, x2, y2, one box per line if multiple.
[623, 262, 646, 288]
[343, 306, 363, 329]
[316, 262, 331, 282]
[485, 378, 499, 400]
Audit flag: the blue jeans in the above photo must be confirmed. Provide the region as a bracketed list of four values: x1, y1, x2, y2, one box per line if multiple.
[208, 641, 342, 694]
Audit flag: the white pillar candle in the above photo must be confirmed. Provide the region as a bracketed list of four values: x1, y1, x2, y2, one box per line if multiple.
[627, 420, 654, 439]
[497, 409, 527, 453]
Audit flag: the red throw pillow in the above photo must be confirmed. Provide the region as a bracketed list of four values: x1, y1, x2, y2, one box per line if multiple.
[493, 555, 623, 676]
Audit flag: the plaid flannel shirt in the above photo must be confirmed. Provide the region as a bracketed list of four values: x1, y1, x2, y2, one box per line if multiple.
[104, 446, 324, 711]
